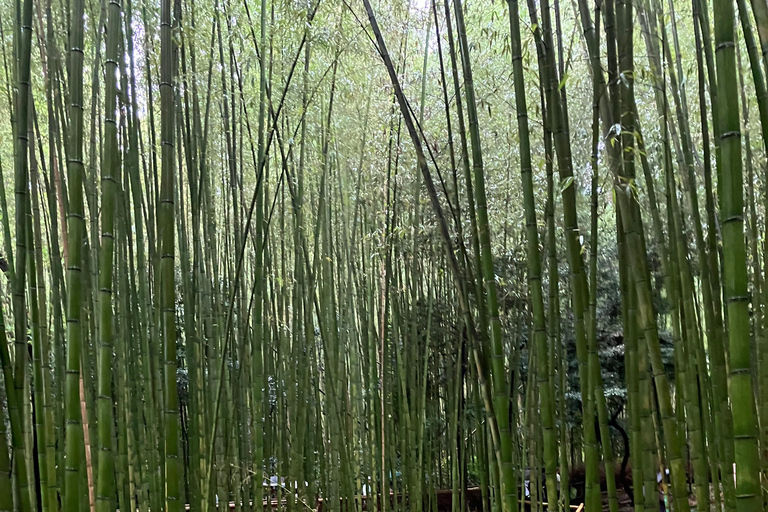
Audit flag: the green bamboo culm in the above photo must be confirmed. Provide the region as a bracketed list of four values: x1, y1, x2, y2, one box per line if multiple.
[10, 0, 33, 505]
[452, 2, 518, 511]
[95, 0, 122, 507]
[505, 0, 559, 508]
[12, 1, 32, 498]
[63, 0, 88, 503]
[714, 0, 764, 506]
[160, 0, 182, 507]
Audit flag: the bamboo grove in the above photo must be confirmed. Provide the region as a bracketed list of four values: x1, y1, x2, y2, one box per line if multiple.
[1, 0, 768, 507]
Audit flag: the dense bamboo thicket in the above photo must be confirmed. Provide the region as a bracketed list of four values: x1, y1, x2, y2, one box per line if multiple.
[1, 0, 768, 508]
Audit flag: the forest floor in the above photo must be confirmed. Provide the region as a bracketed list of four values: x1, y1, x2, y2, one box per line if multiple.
[604, 488, 635, 512]
[604, 488, 707, 512]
